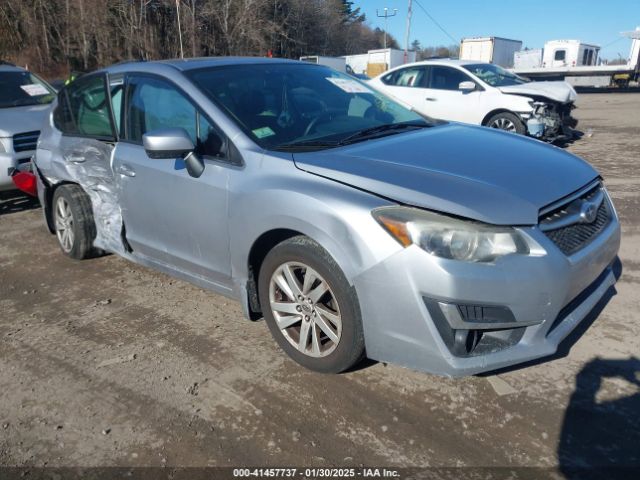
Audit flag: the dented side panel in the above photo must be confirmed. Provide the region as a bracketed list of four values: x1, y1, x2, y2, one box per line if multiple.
[36, 107, 126, 256]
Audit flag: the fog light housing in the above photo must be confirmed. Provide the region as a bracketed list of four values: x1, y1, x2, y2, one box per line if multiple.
[424, 298, 536, 357]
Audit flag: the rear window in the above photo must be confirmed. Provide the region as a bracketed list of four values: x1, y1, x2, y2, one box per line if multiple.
[381, 67, 428, 87]
[0, 71, 55, 108]
[554, 50, 566, 61]
[54, 74, 115, 139]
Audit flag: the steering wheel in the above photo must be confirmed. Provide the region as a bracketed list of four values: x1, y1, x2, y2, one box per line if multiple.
[304, 110, 337, 137]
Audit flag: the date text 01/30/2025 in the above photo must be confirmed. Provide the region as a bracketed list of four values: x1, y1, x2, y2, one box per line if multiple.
[232, 468, 400, 478]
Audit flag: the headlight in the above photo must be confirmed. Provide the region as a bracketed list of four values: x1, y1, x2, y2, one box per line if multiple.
[0, 138, 8, 153]
[373, 206, 529, 263]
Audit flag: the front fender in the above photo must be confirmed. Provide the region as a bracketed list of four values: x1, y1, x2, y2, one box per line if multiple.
[228, 166, 401, 290]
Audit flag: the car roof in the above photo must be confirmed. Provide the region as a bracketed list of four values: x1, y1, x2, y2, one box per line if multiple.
[410, 59, 482, 67]
[104, 56, 303, 74]
[0, 64, 27, 73]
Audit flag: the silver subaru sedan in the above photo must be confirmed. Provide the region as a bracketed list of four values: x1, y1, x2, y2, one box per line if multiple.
[34, 58, 620, 376]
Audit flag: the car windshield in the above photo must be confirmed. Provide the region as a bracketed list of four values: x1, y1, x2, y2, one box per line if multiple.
[186, 63, 431, 151]
[0, 71, 56, 108]
[462, 63, 529, 87]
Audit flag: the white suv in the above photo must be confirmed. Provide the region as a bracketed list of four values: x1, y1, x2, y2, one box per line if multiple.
[0, 62, 56, 191]
[369, 59, 578, 142]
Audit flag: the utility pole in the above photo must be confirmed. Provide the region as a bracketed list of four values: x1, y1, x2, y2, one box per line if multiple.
[404, 0, 413, 63]
[176, 0, 184, 59]
[376, 7, 398, 49]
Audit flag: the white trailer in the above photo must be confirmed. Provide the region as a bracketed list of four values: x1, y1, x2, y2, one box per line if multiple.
[344, 53, 369, 75]
[514, 49, 543, 69]
[299, 55, 346, 72]
[512, 29, 640, 88]
[345, 48, 416, 77]
[542, 40, 600, 67]
[460, 37, 522, 68]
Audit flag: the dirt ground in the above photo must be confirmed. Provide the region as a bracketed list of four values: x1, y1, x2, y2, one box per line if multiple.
[1, 94, 639, 477]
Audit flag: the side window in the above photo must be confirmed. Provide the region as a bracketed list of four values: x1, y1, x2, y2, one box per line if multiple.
[555, 50, 566, 61]
[126, 76, 224, 158]
[382, 67, 428, 87]
[427, 66, 473, 91]
[54, 75, 115, 138]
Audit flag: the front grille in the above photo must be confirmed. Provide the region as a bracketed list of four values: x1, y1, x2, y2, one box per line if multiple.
[540, 185, 611, 256]
[12, 130, 40, 152]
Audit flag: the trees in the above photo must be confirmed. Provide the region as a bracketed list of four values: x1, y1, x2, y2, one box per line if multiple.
[414, 42, 460, 60]
[0, 0, 396, 78]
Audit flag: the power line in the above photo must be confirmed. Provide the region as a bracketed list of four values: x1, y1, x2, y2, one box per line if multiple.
[601, 36, 626, 49]
[413, 0, 457, 44]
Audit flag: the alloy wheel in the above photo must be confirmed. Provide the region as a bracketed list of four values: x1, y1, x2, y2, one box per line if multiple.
[490, 118, 517, 132]
[55, 196, 74, 253]
[268, 262, 342, 358]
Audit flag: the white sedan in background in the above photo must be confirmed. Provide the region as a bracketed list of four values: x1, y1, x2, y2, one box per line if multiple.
[369, 59, 579, 142]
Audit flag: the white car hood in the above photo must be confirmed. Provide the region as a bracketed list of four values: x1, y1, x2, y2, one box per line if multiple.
[0, 104, 51, 137]
[498, 81, 577, 103]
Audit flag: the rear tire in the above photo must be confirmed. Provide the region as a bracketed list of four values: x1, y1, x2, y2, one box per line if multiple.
[258, 236, 365, 373]
[52, 184, 101, 260]
[485, 112, 526, 135]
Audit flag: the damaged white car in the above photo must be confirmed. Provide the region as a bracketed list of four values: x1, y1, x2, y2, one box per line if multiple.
[369, 59, 578, 142]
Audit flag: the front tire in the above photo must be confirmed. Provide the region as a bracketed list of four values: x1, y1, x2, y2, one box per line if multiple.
[485, 112, 526, 135]
[52, 184, 99, 260]
[258, 236, 365, 373]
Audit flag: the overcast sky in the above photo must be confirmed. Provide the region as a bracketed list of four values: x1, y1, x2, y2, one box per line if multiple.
[356, 0, 640, 60]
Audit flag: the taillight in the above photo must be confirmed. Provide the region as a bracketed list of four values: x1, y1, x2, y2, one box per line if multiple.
[12, 171, 38, 197]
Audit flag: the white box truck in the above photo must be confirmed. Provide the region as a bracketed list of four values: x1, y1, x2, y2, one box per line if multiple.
[460, 37, 523, 68]
[299, 56, 347, 72]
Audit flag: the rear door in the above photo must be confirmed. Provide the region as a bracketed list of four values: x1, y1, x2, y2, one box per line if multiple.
[46, 73, 120, 249]
[112, 73, 233, 287]
[377, 65, 431, 115]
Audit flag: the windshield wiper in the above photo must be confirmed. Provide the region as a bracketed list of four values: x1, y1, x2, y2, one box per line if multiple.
[274, 139, 342, 152]
[338, 122, 429, 145]
[275, 122, 430, 152]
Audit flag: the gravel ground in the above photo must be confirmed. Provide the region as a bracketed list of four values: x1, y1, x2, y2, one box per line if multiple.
[1, 93, 639, 478]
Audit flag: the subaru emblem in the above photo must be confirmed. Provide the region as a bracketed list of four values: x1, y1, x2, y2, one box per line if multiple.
[579, 200, 598, 224]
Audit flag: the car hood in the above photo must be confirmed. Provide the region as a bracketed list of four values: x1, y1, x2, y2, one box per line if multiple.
[0, 104, 51, 137]
[498, 81, 577, 103]
[292, 124, 598, 225]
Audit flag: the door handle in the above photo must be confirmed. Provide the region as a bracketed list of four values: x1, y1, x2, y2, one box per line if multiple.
[426, 97, 437, 102]
[118, 164, 136, 177]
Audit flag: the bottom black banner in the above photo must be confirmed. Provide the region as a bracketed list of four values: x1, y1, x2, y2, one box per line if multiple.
[0, 467, 639, 480]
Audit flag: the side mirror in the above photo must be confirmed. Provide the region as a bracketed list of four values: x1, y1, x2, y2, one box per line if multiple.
[459, 81, 476, 92]
[143, 128, 195, 158]
[142, 127, 204, 178]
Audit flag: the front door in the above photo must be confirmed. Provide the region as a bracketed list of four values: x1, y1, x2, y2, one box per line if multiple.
[113, 74, 232, 287]
[419, 65, 483, 124]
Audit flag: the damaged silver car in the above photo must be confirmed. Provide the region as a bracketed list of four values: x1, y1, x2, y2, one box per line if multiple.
[35, 58, 620, 376]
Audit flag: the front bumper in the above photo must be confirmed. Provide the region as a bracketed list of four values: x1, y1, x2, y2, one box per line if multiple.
[353, 208, 621, 377]
[0, 150, 35, 191]
[522, 102, 578, 142]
